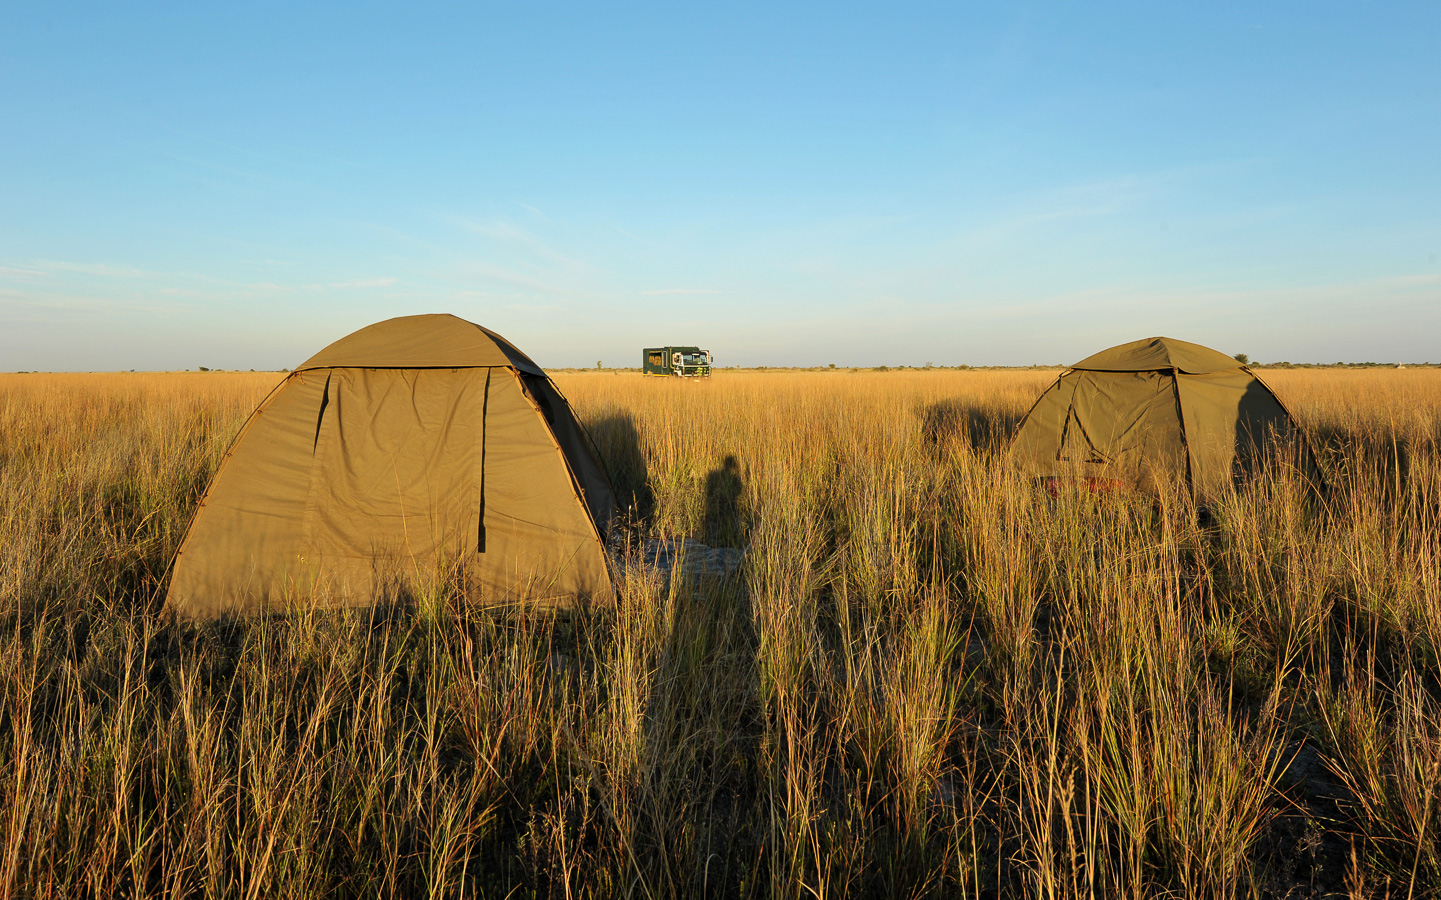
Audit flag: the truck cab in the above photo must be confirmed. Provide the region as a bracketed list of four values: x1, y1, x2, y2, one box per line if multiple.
[643, 346, 712, 377]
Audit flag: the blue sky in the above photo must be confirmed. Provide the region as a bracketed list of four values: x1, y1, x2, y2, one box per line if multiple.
[2, 2, 1437, 370]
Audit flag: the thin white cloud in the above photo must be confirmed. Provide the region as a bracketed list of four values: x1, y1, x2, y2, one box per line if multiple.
[240, 277, 399, 293]
[1375, 272, 1441, 290]
[455, 217, 588, 270]
[0, 266, 47, 280]
[457, 261, 569, 295]
[642, 288, 724, 295]
[30, 259, 152, 278]
[0, 294, 186, 323]
[329, 277, 398, 288]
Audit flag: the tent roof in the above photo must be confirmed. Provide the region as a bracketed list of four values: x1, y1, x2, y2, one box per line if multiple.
[295, 314, 545, 375]
[1070, 337, 1243, 375]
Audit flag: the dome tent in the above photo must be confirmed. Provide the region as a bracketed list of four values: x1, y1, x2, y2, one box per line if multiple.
[1009, 336, 1318, 497]
[165, 314, 614, 619]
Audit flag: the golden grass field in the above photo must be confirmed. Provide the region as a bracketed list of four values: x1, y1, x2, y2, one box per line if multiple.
[2, 367, 1440, 898]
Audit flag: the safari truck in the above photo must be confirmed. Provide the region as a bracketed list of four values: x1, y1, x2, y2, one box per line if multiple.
[643, 346, 713, 378]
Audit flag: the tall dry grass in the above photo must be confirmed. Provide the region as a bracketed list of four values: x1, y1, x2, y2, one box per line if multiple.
[1, 366, 1439, 897]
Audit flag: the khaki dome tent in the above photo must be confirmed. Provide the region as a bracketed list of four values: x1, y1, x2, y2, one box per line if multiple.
[165, 314, 615, 619]
[1009, 336, 1317, 497]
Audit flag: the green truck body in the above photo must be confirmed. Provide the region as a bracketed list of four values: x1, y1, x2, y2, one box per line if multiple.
[643, 346, 712, 377]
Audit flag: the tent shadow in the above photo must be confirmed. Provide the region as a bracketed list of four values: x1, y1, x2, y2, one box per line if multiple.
[920, 400, 1024, 456]
[1235, 379, 1329, 497]
[586, 413, 654, 523]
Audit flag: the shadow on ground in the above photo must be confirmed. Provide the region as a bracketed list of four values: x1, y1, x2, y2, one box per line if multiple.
[585, 412, 654, 520]
[920, 401, 1025, 456]
[703, 454, 748, 548]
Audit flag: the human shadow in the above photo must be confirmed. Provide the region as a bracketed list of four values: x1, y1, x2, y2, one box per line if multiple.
[585, 412, 654, 521]
[702, 454, 749, 548]
[920, 400, 1025, 457]
[623, 457, 756, 895]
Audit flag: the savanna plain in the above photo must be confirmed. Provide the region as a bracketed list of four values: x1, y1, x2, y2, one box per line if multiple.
[2, 367, 1440, 899]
